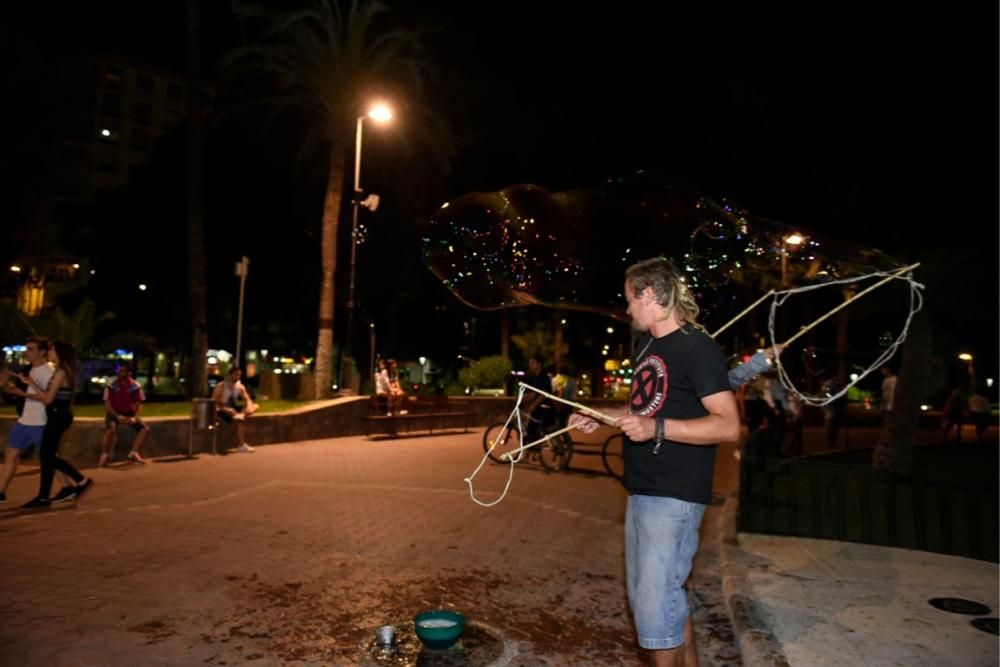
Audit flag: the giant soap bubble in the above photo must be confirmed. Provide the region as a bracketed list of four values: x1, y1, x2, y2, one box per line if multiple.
[422, 171, 897, 323]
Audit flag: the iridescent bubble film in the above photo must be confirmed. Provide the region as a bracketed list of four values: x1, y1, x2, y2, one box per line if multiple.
[422, 171, 897, 322]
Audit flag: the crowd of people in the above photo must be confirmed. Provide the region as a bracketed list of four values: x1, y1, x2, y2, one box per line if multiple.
[0, 339, 261, 508]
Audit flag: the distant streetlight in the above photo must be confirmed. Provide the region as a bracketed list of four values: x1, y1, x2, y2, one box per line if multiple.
[138, 283, 147, 291]
[781, 233, 805, 288]
[10, 265, 21, 273]
[959, 352, 975, 387]
[343, 102, 393, 391]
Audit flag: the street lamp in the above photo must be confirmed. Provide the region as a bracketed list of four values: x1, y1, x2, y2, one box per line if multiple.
[959, 352, 975, 387]
[343, 102, 392, 392]
[780, 233, 804, 288]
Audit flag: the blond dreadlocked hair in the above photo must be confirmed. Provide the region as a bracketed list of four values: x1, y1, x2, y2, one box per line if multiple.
[625, 257, 703, 331]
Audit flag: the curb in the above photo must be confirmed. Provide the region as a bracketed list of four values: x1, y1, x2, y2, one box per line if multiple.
[716, 494, 792, 667]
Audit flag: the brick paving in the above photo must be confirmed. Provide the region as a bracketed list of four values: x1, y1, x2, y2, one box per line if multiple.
[0, 427, 744, 666]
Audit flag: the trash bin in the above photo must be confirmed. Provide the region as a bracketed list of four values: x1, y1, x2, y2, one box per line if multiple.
[192, 398, 216, 430]
[188, 398, 218, 456]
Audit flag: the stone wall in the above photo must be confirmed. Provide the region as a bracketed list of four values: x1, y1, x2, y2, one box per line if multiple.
[0, 395, 628, 468]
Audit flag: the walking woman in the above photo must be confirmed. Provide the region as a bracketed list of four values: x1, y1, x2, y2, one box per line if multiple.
[21, 341, 93, 508]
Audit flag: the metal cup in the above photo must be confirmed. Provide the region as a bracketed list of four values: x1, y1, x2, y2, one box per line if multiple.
[376, 625, 395, 646]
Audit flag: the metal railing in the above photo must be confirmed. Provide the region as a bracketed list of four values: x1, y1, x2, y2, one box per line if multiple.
[738, 443, 999, 562]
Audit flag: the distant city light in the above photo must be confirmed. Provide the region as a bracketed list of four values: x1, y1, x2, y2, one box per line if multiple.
[72, 263, 80, 269]
[10, 265, 21, 273]
[958, 353, 973, 361]
[784, 233, 805, 246]
[138, 283, 147, 291]
[606, 327, 614, 334]
[101, 129, 111, 137]
[988, 378, 995, 388]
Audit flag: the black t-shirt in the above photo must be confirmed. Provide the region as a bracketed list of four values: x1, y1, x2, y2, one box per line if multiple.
[623, 325, 732, 504]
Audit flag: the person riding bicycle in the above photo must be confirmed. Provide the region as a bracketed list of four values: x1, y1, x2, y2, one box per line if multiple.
[523, 356, 555, 451]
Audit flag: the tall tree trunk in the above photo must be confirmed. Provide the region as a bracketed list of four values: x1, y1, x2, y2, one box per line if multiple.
[553, 309, 564, 367]
[500, 310, 509, 359]
[314, 144, 346, 399]
[873, 308, 932, 474]
[836, 288, 852, 387]
[184, 0, 208, 399]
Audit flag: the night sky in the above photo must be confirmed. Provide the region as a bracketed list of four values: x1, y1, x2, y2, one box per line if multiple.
[2, 2, 997, 387]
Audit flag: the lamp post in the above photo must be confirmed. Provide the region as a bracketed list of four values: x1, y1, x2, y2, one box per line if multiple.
[780, 233, 804, 288]
[234, 256, 249, 367]
[343, 102, 392, 392]
[959, 352, 975, 388]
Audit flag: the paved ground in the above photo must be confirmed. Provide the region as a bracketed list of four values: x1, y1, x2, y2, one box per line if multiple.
[3, 421, 996, 666]
[0, 426, 744, 666]
[735, 533, 998, 667]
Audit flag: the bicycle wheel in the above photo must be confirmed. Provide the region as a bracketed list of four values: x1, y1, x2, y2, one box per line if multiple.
[483, 423, 523, 464]
[602, 433, 625, 480]
[538, 431, 573, 472]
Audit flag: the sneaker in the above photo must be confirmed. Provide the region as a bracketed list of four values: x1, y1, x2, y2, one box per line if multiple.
[74, 478, 94, 500]
[21, 496, 51, 509]
[237, 443, 255, 453]
[98, 453, 109, 467]
[51, 486, 77, 504]
[127, 451, 146, 464]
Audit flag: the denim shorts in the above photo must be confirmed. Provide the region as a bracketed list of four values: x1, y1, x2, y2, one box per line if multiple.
[7, 423, 45, 450]
[625, 494, 706, 650]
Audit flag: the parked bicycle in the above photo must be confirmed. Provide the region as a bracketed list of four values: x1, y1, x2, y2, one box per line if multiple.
[482, 413, 573, 472]
[601, 433, 625, 480]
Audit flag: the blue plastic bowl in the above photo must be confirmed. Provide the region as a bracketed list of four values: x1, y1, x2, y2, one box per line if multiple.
[413, 609, 465, 650]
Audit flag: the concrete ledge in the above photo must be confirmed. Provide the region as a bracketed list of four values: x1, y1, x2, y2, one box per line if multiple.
[0, 395, 625, 469]
[0, 396, 372, 468]
[717, 494, 792, 667]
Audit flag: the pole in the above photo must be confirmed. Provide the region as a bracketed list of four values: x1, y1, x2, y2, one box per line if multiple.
[234, 256, 249, 368]
[781, 243, 788, 288]
[344, 116, 363, 388]
[369, 322, 376, 390]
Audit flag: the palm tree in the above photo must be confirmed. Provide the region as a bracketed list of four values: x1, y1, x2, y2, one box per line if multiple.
[185, 0, 210, 399]
[222, 0, 450, 398]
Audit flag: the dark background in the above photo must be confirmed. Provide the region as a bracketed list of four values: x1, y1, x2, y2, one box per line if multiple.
[1, 2, 996, 392]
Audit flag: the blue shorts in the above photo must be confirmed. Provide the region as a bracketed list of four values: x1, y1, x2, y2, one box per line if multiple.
[625, 494, 706, 650]
[7, 423, 45, 450]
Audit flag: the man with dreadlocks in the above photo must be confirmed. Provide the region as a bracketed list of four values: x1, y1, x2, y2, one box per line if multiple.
[571, 257, 740, 666]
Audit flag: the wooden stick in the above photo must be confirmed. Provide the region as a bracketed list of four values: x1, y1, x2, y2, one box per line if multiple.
[500, 423, 576, 460]
[782, 263, 920, 347]
[711, 290, 775, 339]
[517, 382, 618, 423]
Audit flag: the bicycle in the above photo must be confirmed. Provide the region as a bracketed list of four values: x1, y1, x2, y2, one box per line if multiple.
[601, 433, 625, 480]
[482, 413, 574, 472]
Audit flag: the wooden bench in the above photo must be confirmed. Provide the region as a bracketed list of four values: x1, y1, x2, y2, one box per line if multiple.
[365, 395, 472, 439]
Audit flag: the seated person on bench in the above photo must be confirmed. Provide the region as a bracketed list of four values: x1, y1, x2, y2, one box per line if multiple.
[377, 358, 407, 416]
[211, 367, 258, 453]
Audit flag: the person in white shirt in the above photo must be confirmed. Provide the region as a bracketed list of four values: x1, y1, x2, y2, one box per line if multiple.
[211, 366, 258, 453]
[0, 337, 55, 503]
